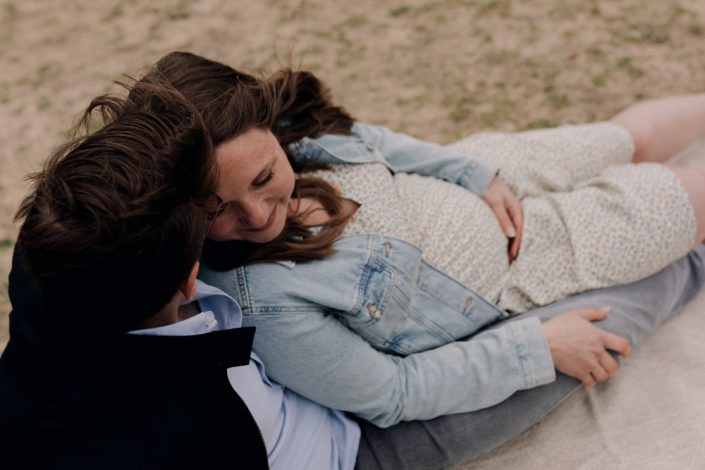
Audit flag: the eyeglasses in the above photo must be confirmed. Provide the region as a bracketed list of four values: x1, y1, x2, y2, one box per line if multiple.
[206, 194, 228, 236]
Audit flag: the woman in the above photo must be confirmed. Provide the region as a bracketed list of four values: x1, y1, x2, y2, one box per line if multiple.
[138, 51, 705, 428]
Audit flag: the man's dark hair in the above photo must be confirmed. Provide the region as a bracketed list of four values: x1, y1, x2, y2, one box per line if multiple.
[14, 81, 216, 331]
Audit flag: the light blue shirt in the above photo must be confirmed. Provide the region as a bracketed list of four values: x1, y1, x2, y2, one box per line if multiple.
[131, 281, 360, 470]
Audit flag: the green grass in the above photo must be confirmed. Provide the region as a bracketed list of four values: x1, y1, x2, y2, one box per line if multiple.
[389, 6, 411, 17]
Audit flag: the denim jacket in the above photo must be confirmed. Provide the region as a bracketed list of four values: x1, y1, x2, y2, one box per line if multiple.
[200, 124, 555, 428]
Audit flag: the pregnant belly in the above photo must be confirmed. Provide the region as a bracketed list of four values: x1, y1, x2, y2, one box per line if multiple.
[395, 173, 509, 303]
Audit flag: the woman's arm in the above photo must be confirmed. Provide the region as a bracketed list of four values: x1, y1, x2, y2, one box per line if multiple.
[352, 122, 498, 196]
[244, 309, 555, 428]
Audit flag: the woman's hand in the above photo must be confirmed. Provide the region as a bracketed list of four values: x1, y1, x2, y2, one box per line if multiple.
[483, 176, 523, 262]
[542, 307, 632, 387]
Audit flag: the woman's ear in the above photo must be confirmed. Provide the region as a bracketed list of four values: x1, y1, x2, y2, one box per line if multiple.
[179, 261, 200, 300]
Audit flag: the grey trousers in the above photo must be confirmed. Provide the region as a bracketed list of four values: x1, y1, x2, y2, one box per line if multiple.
[355, 245, 705, 470]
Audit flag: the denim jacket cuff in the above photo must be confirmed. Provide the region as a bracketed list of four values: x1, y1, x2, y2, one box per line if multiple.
[457, 160, 500, 196]
[507, 317, 556, 389]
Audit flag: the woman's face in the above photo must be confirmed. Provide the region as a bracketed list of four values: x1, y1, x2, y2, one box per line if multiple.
[208, 128, 295, 243]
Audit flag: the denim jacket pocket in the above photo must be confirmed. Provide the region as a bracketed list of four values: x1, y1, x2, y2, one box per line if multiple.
[335, 237, 509, 355]
[333, 246, 413, 352]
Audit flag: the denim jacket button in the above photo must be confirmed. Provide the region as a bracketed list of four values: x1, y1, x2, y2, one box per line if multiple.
[383, 241, 392, 257]
[365, 144, 374, 152]
[367, 303, 381, 319]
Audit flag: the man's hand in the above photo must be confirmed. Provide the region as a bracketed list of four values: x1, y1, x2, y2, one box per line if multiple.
[483, 176, 523, 262]
[542, 308, 632, 387]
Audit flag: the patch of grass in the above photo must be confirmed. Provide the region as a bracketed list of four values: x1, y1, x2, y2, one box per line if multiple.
[449, 102, 472, 124]
[415, 0, 443, 15]
[616, 56, 645, 78]
[478, 0, 500, 13]
[670, 3, 694, 18]
[587, 47, 605, 60]
[478, 0, 509, 16]
[549, 2, 579, 20]
[165, 0, 191, 20]
[448, 91, 482, 125]
[591, 73, 607, 87]
[484, 49, 518, 65]
[547, 92, 570, 109]
[102, 3, 124, 22]
[541, 69, 571, 110]
[616, 56, 632, 68]
[37, 95, 52, 111]
[301, 43, 324, 56]
[341, 15, 367, 28]
[389, 5, 410, 17]
[4, 2, 16, 16]
[473, 27, 494, 44]
[302, 28, 331, 39]
[31, 62, 55, 89]
[332, 30, 353, 47]
[524, 118, 560, 130]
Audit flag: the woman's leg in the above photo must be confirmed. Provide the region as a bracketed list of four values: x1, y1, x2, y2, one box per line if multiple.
[610, 94, 705, 163]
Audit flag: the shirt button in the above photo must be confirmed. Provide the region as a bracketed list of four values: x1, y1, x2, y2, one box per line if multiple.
[366, 144, 374, 152]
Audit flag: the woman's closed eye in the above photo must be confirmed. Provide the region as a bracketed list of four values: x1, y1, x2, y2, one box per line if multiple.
[253, 170, 275, 187]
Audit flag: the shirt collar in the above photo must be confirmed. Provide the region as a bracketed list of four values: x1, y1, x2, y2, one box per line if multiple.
[130, 280, 241, 336]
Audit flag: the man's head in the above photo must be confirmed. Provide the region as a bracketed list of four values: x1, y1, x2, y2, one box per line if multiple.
[15, 82, 216, 332]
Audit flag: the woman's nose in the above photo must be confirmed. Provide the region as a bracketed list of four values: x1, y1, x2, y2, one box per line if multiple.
[238, 199, 271, 229]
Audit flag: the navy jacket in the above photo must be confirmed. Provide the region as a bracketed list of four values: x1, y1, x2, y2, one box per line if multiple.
[0, 248, 268, 469]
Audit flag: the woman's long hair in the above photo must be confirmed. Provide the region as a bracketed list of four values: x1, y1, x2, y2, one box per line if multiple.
[139, 52, 355, 269]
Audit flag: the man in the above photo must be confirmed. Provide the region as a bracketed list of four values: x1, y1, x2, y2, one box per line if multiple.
[2, 82, 704, 469]
[0, 86, 270, 468]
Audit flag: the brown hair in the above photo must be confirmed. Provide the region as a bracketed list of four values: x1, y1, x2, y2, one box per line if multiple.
[15, 80, 216, 331]
[142, 51, 355, 270]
